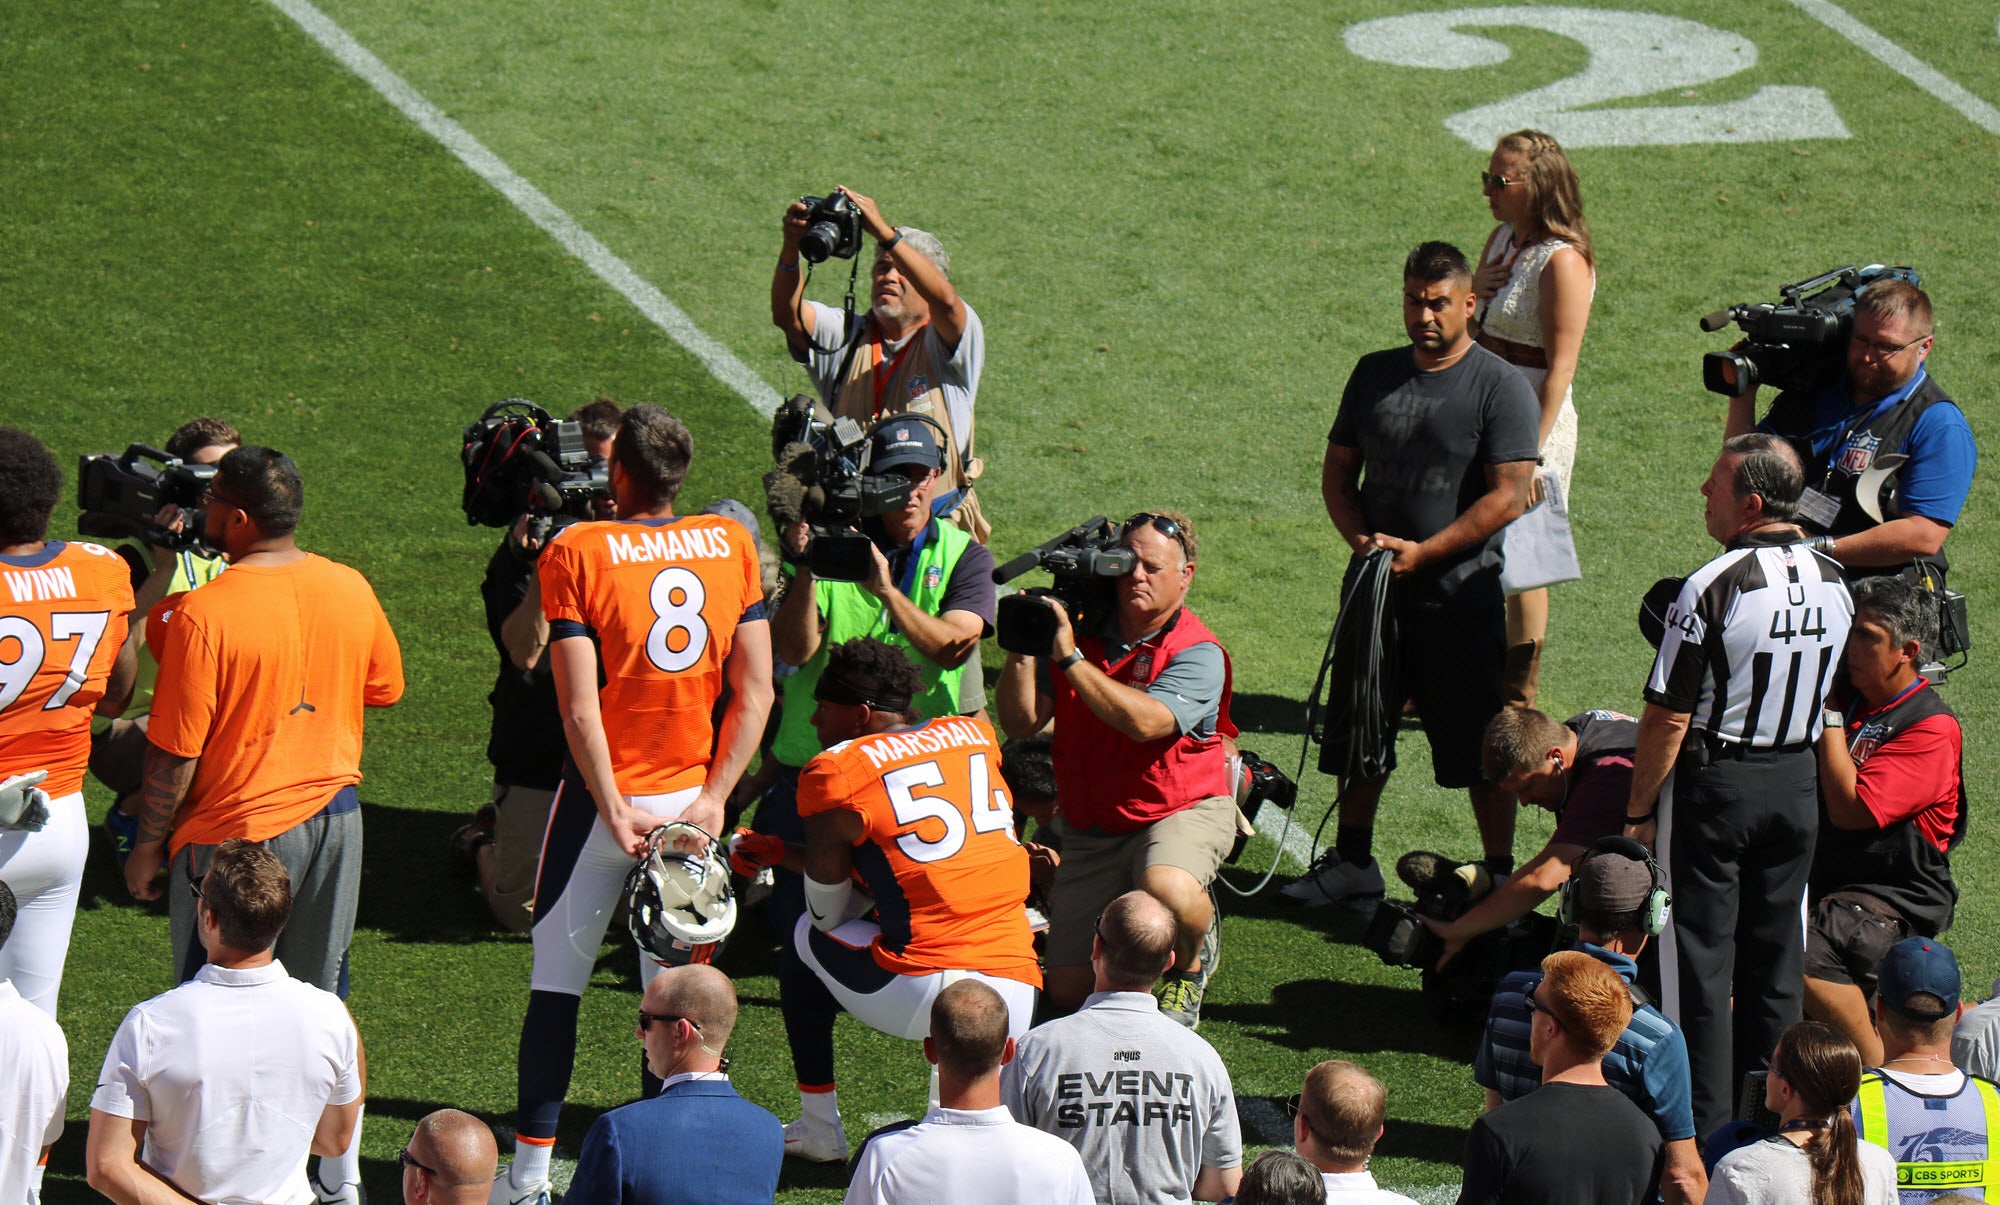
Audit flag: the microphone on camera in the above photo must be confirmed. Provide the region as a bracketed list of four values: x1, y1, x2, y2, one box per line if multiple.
[1698, 309, 1735, 333]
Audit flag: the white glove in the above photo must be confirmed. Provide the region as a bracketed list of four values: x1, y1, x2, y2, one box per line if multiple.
[0, 770, 51, 832]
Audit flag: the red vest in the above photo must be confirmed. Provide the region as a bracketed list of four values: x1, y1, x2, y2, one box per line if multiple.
[1052, 607, 1237, 833]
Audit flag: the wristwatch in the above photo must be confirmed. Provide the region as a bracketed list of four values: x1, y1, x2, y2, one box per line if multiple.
[1054, 649, 1084, 671]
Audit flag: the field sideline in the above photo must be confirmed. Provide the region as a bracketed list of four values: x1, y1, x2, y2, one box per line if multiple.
[10, 1, 1999, 1200]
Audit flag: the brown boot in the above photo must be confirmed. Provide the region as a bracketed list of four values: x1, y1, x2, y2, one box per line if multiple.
[1503, 640, 1542, 710]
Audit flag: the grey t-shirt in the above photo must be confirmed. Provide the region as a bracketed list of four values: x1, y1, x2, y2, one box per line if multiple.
[1001, 991, 1242, 1205]
[1034, 610, 1226, 737]
[1953, 997, 2000, 1080]
[800, 300, 983, 453]
[1328, 343, 1539, 608]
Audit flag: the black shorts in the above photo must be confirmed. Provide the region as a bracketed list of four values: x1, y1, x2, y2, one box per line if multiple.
[1804, 890, 1911, 993]
[1390, 601, 1505, 789]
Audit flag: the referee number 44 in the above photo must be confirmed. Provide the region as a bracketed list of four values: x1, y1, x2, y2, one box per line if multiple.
[1769, 607, 1828, 643]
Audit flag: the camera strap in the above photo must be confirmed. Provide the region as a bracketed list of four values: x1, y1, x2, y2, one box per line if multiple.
[869, 322, 930, 418]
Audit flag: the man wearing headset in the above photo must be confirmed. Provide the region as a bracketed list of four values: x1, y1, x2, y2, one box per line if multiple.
[737, 419, 997, 1163]
[1470, 839, 1708, 1205]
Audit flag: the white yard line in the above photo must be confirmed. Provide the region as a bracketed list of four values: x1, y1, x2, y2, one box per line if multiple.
[264, 0, 783, 416]
[1251, 800, 1318, 872]
[1786, 0, 2000, 138]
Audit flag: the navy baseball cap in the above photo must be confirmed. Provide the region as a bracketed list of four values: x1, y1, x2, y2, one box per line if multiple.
[869, 421, 943, 473]
[1876, 937, 1961, 1020]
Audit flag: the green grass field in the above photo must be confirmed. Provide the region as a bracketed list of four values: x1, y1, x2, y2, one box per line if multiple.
[10, 1, 1998, 1199]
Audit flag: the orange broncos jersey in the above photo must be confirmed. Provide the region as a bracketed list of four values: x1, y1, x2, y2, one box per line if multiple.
[798, 716, 1040, 986]
[538, 514, 763, 796]
[0, 541, 134, 797]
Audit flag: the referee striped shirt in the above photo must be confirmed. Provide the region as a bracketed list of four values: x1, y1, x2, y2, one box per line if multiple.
[1645, 530, 1853, 747]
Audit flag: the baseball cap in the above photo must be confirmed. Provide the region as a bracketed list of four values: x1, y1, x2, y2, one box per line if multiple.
[869, 421, 942, 473]
[699, 498, 762, 545]
[1572, 840, 1657, 919]
[1875, 937, 1961, 1020]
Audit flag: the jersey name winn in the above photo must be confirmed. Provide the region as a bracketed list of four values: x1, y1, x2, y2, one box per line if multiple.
[0, 542, 134, 796]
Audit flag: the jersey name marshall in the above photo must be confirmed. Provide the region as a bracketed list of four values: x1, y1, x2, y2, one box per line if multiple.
[1051, 1069, 1202, 1130]
[601, 525, 737, 566]
[831, 716, 991, 771]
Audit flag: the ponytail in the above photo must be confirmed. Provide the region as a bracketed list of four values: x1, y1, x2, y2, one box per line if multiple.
[1808, 1110, 1864, 1205]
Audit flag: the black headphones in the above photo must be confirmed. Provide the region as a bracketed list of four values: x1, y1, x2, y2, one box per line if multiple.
[1558, 836, 1672, 937]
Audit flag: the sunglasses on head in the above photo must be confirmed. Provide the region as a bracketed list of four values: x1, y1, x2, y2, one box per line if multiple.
[1122, 512, 1190, 558]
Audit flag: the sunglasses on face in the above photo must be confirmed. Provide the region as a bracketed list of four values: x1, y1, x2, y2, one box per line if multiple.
[399, 1144, 436, 1177]
[1480, 171, 1521, 190]
[639, 1010, 702, 1035]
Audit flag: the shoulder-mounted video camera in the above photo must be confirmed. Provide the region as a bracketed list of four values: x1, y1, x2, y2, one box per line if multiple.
[990, 518, 1137, 657]
[1700, 264, 1919, 396]
[76, 445, 217, 552]
[762, 394, 929, 583]
[1362, 850, 1556, 1023]
[461, 399, 610, 545]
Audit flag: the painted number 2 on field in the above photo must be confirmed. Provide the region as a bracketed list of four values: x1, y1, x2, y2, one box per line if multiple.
[1344, 7, 1849, 148]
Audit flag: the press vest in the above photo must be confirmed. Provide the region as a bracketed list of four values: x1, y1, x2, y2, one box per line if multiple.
[1051, 607, 1236, 833]
[832, 317, 989, 542]
[1767, 373, 1956, 569]
[1855, 1071, 2000, 1198]
[1811, 682, 1965, 936]
[772, 519, 974, 768]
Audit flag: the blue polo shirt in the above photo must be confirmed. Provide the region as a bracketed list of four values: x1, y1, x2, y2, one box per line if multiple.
[1473, 942, 1697, 1142]
[1763, 368, 1977, 525]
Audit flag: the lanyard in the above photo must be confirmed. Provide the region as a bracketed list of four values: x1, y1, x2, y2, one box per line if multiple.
[1819, 368, 1926, 486]
[870, 322, 929, 418]
[870, 521, 935, 640]
[1847, 676, 1928, 737]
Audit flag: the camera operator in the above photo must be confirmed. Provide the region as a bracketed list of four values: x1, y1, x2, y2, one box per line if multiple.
[1419, 706, 1639, 969]
[1724, 280, 1975, 579]
[1804, 575, 1964, 1068]
[996, 510, 1237, 1028]
[448, 402, 621, 931]
[771, 187, 988, 540]
[1471, 839, 1706, 1205]
[1625, 434, 1852, 1141]
[734, 420, 996, 1159]
[94, 417, 239, 864]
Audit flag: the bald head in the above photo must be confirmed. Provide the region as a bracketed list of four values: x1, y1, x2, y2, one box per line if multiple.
[930, 979, 1012, 1079]
[406, 1109, 497, 1202]
[645, 963, 739, 1054]
[1096, 890, 1177, 990]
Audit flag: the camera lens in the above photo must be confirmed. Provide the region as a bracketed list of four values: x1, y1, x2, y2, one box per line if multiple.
[799, 221, 839, 264]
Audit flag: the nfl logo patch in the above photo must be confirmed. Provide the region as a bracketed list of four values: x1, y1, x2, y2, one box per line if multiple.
[1132, 651, 1155, 682]
[923, 564, 942, 589]
[895, 427, 909, 441]
[1839, 433, 1881, 474]
[906, 375, 929, 400]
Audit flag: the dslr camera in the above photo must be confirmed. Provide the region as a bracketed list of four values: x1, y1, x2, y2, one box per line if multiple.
[763, 394, 921, 583]
[1700, 264, 1919, 396]
[461, 400, 610, 544]
[797, 192, 865, 264]
[991, 518, 1137, 657]
[76, 444, 218, 552]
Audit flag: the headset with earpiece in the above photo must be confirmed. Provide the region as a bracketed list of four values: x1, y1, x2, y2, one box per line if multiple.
[1558, 836, 1672, 936]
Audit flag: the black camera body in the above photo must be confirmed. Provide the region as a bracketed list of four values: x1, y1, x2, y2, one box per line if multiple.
[764, 394, 919, 582]
[798, 193, 865, 264]
[1238, 750, 1297, 812]
[461, 400, 611, 543]
[1361, 850, 1557, 1023]
[1700, 264, 1920, 396]
[991, 519, 1138, 657]
[76, 444, 217, 552]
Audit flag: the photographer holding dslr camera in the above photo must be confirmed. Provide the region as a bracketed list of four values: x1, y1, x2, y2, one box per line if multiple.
[771, 186, 988, 540]
[1720, 276, 1976, 580]
[995, 510, 1237, 1028]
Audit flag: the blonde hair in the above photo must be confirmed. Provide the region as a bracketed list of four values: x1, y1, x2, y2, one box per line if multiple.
[1495, 129, 1594, 268]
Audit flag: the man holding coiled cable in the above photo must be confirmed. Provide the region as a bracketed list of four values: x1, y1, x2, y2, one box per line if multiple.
[1283, 241, 1540, 910]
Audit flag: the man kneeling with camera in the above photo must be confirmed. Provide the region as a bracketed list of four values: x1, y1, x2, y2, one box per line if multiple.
[1470, 839, 1707, 1205]
[997, 511, 1237, 1028]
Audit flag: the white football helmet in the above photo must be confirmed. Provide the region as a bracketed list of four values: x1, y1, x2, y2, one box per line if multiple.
[624, 821, 737, 966]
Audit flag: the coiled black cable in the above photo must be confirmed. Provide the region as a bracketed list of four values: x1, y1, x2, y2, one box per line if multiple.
[1311, 547, 1400, 783]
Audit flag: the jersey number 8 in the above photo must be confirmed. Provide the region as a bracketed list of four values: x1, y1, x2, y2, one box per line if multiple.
[645, 567, 710, 673]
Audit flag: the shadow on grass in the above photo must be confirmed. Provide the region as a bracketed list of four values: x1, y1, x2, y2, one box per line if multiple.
[356, 798, 533, 945]
[1232, 690, 1311, 736]
[1204, 977, 1481, 1062]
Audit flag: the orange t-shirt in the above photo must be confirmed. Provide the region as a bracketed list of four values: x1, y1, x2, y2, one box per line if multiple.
[0, 541, 135, 797]
[538, 515, 763, 796]
[797, 716, 1039, 986]
[149, 554, 403, 851]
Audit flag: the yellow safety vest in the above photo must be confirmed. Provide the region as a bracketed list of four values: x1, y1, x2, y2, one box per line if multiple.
[1856, 1071, 2000, 1194]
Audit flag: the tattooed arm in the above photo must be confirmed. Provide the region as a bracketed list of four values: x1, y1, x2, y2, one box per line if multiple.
[123, 746, 198, 902]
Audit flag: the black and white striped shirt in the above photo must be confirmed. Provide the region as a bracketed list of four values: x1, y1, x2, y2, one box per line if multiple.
[1645, 530, 1853, 747]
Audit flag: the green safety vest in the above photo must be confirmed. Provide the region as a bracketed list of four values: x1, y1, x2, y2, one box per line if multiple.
[771, 520, 972, 768]
[1856, 1070, 2000, 1195]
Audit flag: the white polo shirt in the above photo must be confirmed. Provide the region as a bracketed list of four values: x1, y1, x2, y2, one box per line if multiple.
[0, 980, 66, 1204]
[1323, 1169, 1421, 1204]
[91, 960, 361, 1205]
[844, 1105, 1094, 1205]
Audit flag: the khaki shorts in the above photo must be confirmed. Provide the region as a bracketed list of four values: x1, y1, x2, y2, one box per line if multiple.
[1045, 794, 1237, 967]
[489, 782, 556, 934]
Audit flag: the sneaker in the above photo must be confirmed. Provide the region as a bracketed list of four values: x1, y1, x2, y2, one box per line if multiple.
[487, 1170, 551, 1205]
[447, 804, 498, 875]
[783, 1113, 849, 1163]
[307, 1167, 365, 1205]
[1157, 969, 1205, 1029]
[1277, 848, 1386, 908]
[103, 805, 138, 868]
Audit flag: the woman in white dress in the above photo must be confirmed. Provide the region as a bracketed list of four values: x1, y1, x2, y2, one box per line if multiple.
[1706, 1021, 1898, 1204]
[1472, 129, 1594, 711]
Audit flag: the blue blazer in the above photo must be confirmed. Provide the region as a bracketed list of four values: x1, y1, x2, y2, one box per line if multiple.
[566, 1078, 784, 1204]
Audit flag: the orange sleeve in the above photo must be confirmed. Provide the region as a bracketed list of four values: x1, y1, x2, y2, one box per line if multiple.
[364, 594, 404, 707]
[796, 750, 857, 821]
[538, 534, 586, 626]
[147, 604, 217, 759]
